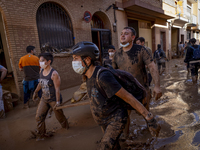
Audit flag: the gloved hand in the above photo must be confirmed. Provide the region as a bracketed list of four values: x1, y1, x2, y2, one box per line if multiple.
[53, 101, 61, 110]
[147, 117, 161, 137]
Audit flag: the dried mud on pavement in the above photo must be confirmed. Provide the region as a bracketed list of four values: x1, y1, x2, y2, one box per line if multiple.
[1, 58, 200, 150]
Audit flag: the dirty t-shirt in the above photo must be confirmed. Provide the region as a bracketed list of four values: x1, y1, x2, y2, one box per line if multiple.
[86, 66, 128, 126]
[112, 44, 153, 89]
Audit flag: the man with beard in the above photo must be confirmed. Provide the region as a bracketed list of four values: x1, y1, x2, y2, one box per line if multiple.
[112, 27, 162, 138]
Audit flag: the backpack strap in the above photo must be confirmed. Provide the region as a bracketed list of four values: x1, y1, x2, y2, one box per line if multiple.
[96, 68, 109, 98]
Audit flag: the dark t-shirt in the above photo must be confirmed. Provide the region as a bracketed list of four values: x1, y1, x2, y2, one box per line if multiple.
[86, 66, 128, 126]
[103, 56, 112, 66]
[112, 44, 153, 89]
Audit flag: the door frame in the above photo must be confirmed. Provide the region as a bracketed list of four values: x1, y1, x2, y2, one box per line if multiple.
[91, 28, 111, 64]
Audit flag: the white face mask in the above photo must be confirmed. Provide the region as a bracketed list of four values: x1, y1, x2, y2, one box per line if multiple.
[109, 52, 115, 57]
[120, 42, 130, 48]
[72, 61, 86, 74]
[40, 62, 47, 69]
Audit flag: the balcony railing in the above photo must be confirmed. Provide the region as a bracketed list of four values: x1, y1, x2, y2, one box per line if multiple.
[163, 0, 176, 7]
[192, 15, 197, 24]
[176, 6, 197, 24]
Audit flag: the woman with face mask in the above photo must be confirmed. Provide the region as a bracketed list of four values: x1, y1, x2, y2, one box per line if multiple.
[32, 52, 69, 141]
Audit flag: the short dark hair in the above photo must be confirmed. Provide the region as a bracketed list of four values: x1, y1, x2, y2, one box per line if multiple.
[124, 27, 136, 36]
[190, 38, 196, 44]
[136, 37, 145, 43]
[39, 52, 53, 65]
[157, 44, 161, 49]
[180, 42, 182, 44]
[26, 45, 35, 53]
[107, 45, 115, 50]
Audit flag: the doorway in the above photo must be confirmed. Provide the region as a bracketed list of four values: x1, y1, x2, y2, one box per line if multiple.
[171, 27, 179, 56]
[91, 28, 111, 64]
[128, 19, 139, 43]
[0, 12, 16, 94]
[181, 34, 184, 43]
[160, 32, 166, 52]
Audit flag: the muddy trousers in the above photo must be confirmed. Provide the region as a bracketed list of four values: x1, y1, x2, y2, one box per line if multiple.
[35, 99, 67, 135]
[98, 119, 126, 150]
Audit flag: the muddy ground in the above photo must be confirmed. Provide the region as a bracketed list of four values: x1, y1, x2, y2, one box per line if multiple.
[1, 58, 200, 150]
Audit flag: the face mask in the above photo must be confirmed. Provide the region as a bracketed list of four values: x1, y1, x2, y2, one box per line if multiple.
[40, 62, 47, 69]
[120, 42, 130, 48]
[109, 52, 115, 57]
[72, 61, 86, 74]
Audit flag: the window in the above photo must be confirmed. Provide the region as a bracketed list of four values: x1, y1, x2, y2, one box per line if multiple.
[36, 2, 74, 50]
[187, 30, 191, 39]
[91, 15, 104, 29]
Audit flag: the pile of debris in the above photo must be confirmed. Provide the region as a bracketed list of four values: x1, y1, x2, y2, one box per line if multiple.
[40, 43, 71, 54]
[3, 90, 19, 112]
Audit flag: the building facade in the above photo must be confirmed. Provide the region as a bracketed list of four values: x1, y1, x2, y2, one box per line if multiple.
[1, 0, 200, 98]
[0, 0, 119, 97]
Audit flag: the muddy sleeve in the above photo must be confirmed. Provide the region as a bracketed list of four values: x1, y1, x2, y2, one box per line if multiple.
[142, 47, 153, 65]
[98, 71, 122, 98]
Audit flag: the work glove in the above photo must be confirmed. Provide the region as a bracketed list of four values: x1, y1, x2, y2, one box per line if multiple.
[147, 117, 161, 137]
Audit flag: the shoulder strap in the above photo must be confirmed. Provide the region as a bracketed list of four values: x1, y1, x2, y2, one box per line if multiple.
[96, 68, 110, 98]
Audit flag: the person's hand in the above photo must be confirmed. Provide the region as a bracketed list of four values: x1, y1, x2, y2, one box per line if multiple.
[153, 86, 162, 100]
[147, 117, 161, 137]
[32, 92, 38, 101]
[53, 101, 61, 110]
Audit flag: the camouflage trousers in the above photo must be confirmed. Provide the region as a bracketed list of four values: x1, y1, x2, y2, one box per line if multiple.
[98, 116, 127, 150]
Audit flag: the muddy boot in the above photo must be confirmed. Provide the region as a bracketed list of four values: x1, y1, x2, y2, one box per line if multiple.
[147, 117, 161, 137]
[192, 76, 198, 84]
[35, 132, 54, 141]
[61, 119, 69, 129]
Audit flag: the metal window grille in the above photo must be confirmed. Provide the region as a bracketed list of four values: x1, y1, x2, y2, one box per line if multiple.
[36, 2, 74, 51]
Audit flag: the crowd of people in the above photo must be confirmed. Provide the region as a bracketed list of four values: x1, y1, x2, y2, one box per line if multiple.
[2, 26, 197, 149]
